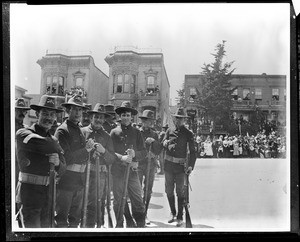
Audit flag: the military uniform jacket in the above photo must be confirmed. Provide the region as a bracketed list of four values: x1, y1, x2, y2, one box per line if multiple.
[16, 123, 66, 177]
[163, 125, 197, 172]
[110, 124, 147, 176]
[54, 119, 89, 191]
[81, 124, 116, 167]
[139, 127, 162, 166]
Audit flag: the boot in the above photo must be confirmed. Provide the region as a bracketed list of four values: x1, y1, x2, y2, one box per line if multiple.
[167, 195, 177, 223]
[176, 197, 184, 227]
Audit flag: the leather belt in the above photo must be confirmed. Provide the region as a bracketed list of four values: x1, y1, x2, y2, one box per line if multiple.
[165, 154, 186, 164]
[19, 172, 49, 186]
[66, 164, 86, 173]
[90, 163, 107, 172]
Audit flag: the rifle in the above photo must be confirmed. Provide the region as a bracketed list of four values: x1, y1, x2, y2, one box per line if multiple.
[95, 156, 102, 228]
[48, 163, 56, 228]
[106, 165, 113, 228]
[144, 145, 152, 211]
[184, 142, 193, 228]
[116, 147, 132, 228]
[81, 152, 91, 228]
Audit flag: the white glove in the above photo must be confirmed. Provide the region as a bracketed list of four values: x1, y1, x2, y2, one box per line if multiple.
[86, 138, 95, 152]
[130, 162, 138, 170]
[185, 166, 193, 175]
[163, 140, 169, 147]
[126, 148, 135, 158]
[121, 155, 132, 164]
[95, 143, 106, 154]
[47, 153, 60, 166]
[147, 151, 156, 159]
[145, 137, 155, 145]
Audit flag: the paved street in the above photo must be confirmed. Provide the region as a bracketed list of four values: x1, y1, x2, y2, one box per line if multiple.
[145, 158, 289, 232]
[12, 158, 289, 233]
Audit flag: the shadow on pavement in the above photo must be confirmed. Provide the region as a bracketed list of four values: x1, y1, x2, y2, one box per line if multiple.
[151, 192, 164, 197]
[148, 203, 163, 209]
[146, 220, 214, 229]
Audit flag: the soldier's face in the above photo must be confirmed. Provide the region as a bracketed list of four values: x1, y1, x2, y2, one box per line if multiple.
[174, 117, 185, 127]
[69, 106, 83, 123]
[15, 109, 27, 124]
[81, 112, 91, 127]
[141, 118, 152, 129]
[120, 112, 132, 126]
[37, 108, 57, 131]
[91, 113, 105, 129]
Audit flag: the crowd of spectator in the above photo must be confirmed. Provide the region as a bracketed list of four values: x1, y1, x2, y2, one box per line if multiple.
[195, 130, 286, 159]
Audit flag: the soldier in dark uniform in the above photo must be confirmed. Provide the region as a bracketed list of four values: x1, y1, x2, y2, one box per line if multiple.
[81, 103, 92, 127]
[81, 103, 116, 228]
[138, 110, 162, 225]
[158, 124, 169, 175]
[15, 95, 66, 228]
[110, 101, 147, 228]
[162, 108, 196, 227]
[103, 104, 117, 133]
[54, 95, 95, 228]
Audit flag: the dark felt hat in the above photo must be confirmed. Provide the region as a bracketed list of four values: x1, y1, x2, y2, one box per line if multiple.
[172, 108, 189, 118]
[139, 110, 155, 120]
[87, 103, 111, 117]
[15, 98, 31, 110]
[104, 104, 115, 114]
[30, 95, 64, 113]
[115, 101, 138, 116]
[61, 95, 88, 109]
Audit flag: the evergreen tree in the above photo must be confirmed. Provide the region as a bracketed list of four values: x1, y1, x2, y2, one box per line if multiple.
[175, 86, 185, 107]
[199, 41, 236, 130]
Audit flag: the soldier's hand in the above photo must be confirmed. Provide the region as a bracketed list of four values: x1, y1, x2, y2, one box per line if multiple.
[47, 153, 60, 166]
[145, 137, 155, 145]
[163, 140, 169, 147]
[95, 143, 106, 154]
[130, 161, 138, 170]
[126, 148, 135, 158]
[86, 138, 95, 152]
[147, 150, 156, 159]
[185, 166, 193, 175]
[121, 155, 132, 164]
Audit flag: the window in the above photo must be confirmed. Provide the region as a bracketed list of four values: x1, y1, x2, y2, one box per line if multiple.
[146, 76, 155, 94]
[124, 74, 130, 93]
[255, 88, 262, 99]
[117, 74, 123, 93]
[190, 87, 197, 97]
[272, 88, 279, 101]
[231, 88, 238, 100]
[131, 75, 136, 93]
[76, 77, 83, 87]
[243, 88, 250, 100]
[46, 75, 64, 95]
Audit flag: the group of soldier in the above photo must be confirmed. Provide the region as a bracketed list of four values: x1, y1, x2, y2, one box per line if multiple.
[14, 94, 196, 229]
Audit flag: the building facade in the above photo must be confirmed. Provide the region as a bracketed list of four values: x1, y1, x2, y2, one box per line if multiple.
[184, 74, 286, 135]
[105, 47, 171, 129]
[37, 52, 109, 108]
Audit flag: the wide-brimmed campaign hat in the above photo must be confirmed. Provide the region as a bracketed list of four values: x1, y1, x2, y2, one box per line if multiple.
[83, 103, 92, 111]
[30, 95, 64, 113]
[87, 103, 111, 117]
[61, 95, 88, 109]
[171, 107, 189, 118]
[115, 101, 138, 116]
[104, 104, 115, 114]
[15, 98, 31, 110]
[139, 110, 155, 120]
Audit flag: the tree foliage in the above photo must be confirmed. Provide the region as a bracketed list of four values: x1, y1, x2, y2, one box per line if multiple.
[176, 86, 185, 107]
[199, 41, 236, 127]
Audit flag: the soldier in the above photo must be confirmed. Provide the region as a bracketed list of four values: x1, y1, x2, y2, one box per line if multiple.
[54, 95, 95, 228]
[81, 103, 116, 228]
[15, 95, 66, 228]
[103, 104, 117, 133]
[158, 124, 169, 175]
[81, 103, 92, 127]
[162, 108, 196, 227]
[110, 101, 147, 228]
[15, 98, 31, 132]
[138, 110, 162, 225]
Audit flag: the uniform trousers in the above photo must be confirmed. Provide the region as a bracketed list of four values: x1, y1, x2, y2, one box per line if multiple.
[112, 169, 145, 227]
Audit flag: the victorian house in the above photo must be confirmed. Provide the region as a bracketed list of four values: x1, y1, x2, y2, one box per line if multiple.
[105, 47, 171, 129]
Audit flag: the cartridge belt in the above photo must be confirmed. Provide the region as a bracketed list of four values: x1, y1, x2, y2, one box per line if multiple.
[19, 172, 49, 186]
[66, 164, 86, 173]
[90, 163, 107, 172]
[165, 154, 186, 164]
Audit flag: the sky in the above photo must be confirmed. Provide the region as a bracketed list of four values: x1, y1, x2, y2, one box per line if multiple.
[9, 3, 291, 105]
